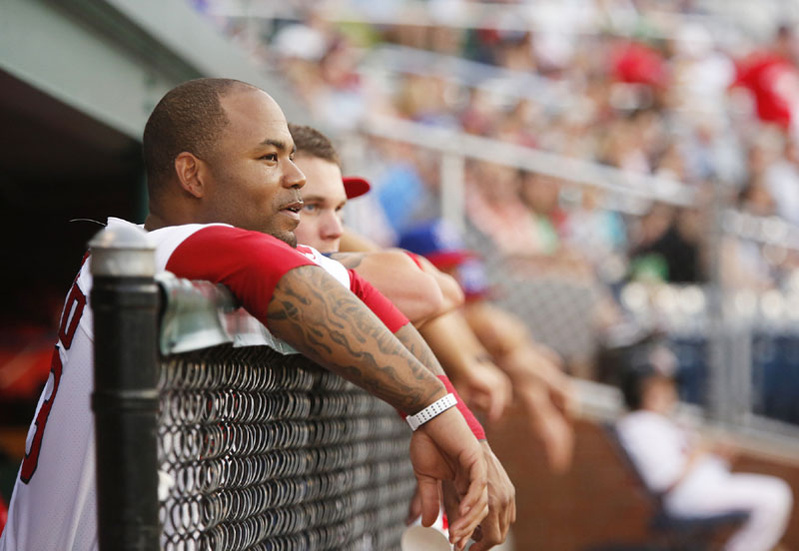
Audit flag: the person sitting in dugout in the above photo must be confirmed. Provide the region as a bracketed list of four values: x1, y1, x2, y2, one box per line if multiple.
[616, 338, 793, 551]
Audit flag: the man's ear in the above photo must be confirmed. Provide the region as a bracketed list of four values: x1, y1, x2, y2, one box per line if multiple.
[174, 152, 207, 198]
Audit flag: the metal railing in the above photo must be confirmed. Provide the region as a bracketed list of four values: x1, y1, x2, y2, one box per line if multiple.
[206, 0, 746, 40]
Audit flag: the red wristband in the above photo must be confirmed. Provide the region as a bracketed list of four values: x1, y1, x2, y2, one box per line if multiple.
[438, 375, 486, 440]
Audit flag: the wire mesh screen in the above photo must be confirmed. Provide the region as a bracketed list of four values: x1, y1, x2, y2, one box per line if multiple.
[157, 344, 415, 551]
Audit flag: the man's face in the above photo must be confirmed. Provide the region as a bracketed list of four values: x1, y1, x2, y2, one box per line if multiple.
[642, 376, 678, 414]
[293, 154, 346, 253]
[200, 88, 306, 246]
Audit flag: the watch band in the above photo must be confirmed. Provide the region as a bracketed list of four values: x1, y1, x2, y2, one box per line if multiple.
[406, 393, 457, 431]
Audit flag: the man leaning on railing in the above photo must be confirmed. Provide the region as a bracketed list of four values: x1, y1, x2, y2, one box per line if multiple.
[0, 78, 503, 551]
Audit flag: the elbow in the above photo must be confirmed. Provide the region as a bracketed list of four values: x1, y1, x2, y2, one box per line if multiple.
[437, 272, 465, 311]
[420, 273, 448, 318]
[405, 272, 447, 325]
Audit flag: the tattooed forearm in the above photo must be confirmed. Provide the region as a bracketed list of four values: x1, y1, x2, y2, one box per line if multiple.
[394, 324, 445, 376]
[329, 252, 364, 269]
[267, 265, 444, 412]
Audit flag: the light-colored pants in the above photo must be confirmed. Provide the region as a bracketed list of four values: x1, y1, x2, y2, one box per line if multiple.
[666, 458, 793, 551]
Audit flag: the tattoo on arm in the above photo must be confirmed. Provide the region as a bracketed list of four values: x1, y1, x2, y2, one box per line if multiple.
[267, 265, 443, 412]
[394, 324, 445, 376]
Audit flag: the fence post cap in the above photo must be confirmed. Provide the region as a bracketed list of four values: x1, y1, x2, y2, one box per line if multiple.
[89, 223, 156, 277]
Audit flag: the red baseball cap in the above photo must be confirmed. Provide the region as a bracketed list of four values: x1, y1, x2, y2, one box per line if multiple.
[343, 176, 371, 199]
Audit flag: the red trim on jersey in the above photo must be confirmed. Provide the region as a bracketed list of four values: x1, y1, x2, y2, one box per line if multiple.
[404, 251, 424, 271]
[0, 490, 7, 537]
[439, 375, 486, 440]
[58, 283, 86, 350]
[165, 226, 315, 329]
[347, 269, 409, 333]
[296, 245, 314, 256]
[20, 348, 63, 483]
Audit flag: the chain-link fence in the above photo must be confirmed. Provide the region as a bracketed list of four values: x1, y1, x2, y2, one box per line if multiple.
[158, 346, 414, 551]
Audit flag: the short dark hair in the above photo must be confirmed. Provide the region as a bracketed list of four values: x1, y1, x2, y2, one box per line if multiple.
[619, 341, 676, 410]
[620, 365, 651, 410]
[288, 123, 340, 166]
[142, 78, 255, 194]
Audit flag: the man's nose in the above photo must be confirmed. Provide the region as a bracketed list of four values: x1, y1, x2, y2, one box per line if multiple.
[284, 159, 306, 189]
[322, 212, 343, 238]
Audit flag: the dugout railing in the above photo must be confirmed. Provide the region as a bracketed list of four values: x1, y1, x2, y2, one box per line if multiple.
[90, 225, 415, 551]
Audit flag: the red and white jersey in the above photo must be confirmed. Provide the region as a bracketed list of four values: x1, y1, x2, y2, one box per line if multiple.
[0, 218, 407, 551]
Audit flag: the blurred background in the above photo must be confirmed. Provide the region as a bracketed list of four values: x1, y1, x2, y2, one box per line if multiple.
[3, 0, 799, 548]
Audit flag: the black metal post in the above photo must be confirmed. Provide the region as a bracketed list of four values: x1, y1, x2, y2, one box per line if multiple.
[90, 225, 160, 550]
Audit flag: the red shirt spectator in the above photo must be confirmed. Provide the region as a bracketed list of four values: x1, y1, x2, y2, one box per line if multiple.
[611, 40, 669, 88]
[733, 51, 799, 129]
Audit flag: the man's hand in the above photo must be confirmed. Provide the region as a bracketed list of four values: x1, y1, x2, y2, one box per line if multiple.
[417, 312, 511, 421]
[442, 442, 516, 551]
[452, 358, 513, 423]
[519, 381, 575, 473]
[410, 408, 489, 550]
[706, 435, 740, 463]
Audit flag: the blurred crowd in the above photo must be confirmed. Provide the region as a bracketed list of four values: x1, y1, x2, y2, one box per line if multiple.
[194, 1, 799, 296]
[187, 1, 799, 395]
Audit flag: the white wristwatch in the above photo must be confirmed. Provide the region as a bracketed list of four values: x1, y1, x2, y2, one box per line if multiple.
[406, 393, 457, 431]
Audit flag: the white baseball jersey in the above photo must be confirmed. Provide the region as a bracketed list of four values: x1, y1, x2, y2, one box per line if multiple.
[0, 218, 405, 550]
[616, 410, 793, 551]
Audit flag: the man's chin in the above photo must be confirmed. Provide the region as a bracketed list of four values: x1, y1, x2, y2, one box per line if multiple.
[269, 229, 297, 248]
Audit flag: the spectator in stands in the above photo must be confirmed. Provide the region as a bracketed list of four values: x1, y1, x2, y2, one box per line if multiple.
[464, 162, 538, 257]
[765, 137, 799, 226]
[561, 186, 628, 279]
[370, 139, 432, 236]
[720, 179, 778, 291]
[629, 202, 705, 284]
[732, 24, 799, 134]
[516, 172, 595, 279]
[616, 339, 793, 551]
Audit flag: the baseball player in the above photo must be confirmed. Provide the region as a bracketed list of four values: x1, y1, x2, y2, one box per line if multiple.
[0, 79, 489, 551]
[288, 123, 516, 551]
[286, 126, 463, 327]
[617, 339, 793, 551]
[287, 122, 574, 475]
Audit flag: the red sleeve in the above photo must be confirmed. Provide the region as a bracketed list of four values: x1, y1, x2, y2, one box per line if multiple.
[165, 225, 315, 329]
[404, 251, 425, 270]
[347, 269, 409, 333]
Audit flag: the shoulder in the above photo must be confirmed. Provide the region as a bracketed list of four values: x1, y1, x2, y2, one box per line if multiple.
[297, 245, 351, 287]
[105, 218, 239, 271]
[618, 410, 677, 438]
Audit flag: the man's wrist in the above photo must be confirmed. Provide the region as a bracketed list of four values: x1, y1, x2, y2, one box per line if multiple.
[406, 393, 457, 430]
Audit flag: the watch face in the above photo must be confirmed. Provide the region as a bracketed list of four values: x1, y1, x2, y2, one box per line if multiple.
[408, 394, 457, 430]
